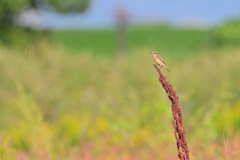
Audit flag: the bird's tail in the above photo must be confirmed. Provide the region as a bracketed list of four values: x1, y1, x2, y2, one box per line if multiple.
[165, 66, 170, 72]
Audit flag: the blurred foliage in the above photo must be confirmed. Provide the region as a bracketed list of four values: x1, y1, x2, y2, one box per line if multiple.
[0, 0, 90, 47]
[52, 26, 213, 58]
[0, 40, 240, 159]
[48, 0, 90, 13]
[0, 27, 48, 49]
[213, 20, 240, 46]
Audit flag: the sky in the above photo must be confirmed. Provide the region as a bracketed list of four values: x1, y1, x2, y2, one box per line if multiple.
[37, 0, 240, 29]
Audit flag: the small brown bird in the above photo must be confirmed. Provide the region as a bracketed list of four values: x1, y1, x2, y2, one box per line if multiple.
[150, 51, 170, 72]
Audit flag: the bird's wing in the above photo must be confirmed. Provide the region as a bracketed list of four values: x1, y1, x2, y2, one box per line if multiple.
[156, 55, 167, 66]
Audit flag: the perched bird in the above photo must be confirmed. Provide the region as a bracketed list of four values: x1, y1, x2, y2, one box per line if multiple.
[150, 51, 170, 72]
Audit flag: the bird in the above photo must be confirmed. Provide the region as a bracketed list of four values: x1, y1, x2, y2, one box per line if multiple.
[150, 51, 170, 72]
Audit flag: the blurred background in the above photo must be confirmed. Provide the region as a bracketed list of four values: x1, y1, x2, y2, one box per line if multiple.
[0, 0, 240, 159]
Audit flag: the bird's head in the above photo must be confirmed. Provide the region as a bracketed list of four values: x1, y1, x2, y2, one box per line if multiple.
[150, 51, 157, 55]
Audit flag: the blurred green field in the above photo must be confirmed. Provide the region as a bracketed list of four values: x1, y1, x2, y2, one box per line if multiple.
[0, 25, 240, 159]
[52, 25, 213, 59]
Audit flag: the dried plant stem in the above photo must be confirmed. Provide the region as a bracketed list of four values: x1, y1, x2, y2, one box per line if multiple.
[153, 64, 190, 160]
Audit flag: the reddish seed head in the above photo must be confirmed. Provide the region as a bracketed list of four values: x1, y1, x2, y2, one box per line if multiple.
[153, 64, 190, 160]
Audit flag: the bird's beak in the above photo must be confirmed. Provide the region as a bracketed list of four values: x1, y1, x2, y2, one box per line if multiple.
[150, 52, 152, 54]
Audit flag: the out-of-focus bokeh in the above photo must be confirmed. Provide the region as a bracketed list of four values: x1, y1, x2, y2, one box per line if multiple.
[0, 0, 240, 159]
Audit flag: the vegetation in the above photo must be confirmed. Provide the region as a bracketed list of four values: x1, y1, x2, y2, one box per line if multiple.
[0, 35, 240, 159]
[52, 20, 240, 56]
[0, 24, 240, 159]
[213, 19, 240, 46]
[52, 25, 213, 58]
[0, 0, 90, 46]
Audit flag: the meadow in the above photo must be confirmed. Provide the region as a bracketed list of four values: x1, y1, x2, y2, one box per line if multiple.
[0, 25, 240, 159]
[51, 25, 213, 58]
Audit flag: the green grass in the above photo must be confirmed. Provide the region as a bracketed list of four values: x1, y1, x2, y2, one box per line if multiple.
[0, 40, 240, 159]
[52, 25, 213, 59]
[0, 24, 240, 159]
[52, 29, 116, 55]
